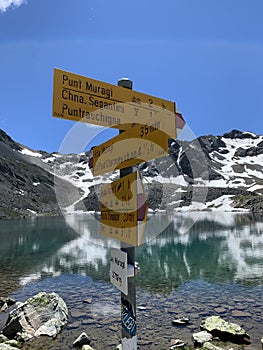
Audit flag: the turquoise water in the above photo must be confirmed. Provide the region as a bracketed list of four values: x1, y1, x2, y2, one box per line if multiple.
[0, 213, 262, 349]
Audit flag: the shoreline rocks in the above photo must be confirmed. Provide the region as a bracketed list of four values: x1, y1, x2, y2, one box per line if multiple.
[2, 292, 68, 342]
[1, 292, 261, 349]
[192, 330, 213, 346]
[0, 299, 16, 313]
[171, 317, 190, 326]
[73, 332, 91, 347]
[200, 315, 250, 344]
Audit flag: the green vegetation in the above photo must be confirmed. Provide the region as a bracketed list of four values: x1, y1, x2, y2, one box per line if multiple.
[232, 194, 258, 202]
[232, 194, 263, 212]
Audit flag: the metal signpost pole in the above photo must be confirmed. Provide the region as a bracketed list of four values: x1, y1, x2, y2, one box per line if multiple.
[53, 68, 184, 348]
[118, 78, 137, 346]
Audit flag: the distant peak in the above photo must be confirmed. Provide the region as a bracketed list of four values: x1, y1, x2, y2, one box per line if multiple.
[222, 129, 257, 139]
[0, 129, 13, 143]
[0, 129, 22, 151]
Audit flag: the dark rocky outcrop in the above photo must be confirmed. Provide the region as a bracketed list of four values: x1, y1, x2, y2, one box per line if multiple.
[0, 156, 59, 219]
[197, 135, 227, 153]
[0, 130, 82, 219]
[231, 195, 263, 213]
[234, 143, 263, 157]
[147, 183, 163, 211]
[75, 186, 100, 212]
[222, 129, 258, 139]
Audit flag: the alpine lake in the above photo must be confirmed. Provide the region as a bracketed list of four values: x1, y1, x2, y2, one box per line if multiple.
[0, 212, 262, 350]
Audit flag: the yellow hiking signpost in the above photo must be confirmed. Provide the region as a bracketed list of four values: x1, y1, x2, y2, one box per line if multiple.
[52, 68, 177, 139]
[52, 68, 185, 349]
[90, 124, 168, 176]
[100, 171, 147, 246]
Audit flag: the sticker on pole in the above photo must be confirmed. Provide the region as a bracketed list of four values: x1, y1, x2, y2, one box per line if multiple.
[110, 248, 128, 295]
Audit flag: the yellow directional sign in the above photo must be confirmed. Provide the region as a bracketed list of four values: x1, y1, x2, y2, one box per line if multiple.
[52, 68, 177, 139]
[101, 171, 137, 212]
[100, 171, 147, 246]
[91, 124, 168, 176]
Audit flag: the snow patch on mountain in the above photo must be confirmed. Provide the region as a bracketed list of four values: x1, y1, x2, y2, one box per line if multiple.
[19, 148, 42, 157]
[0, 128, 262, 218]
[51, 130, 262, 213]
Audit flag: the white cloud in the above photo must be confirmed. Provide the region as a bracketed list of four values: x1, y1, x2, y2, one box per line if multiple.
[0, 0, 26, 12]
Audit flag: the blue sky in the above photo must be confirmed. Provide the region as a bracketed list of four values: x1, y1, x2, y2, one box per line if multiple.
[0, 0, 262, 152]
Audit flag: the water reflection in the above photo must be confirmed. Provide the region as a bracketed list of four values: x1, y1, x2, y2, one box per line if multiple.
[0, 213, 262, 295]
[137, 212, 263, 291]
[0, 217, 79, 293]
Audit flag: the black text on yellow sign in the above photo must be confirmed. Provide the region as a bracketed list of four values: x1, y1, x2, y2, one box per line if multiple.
[100, 171, 147, 246]
[52, 68, 177, 139]
[91, 124, 168, 176]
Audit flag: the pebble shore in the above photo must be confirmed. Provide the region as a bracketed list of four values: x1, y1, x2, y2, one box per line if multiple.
[1, 274, 262, 350]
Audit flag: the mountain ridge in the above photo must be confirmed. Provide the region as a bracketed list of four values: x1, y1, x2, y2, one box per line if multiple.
[0, 128, 262, 219]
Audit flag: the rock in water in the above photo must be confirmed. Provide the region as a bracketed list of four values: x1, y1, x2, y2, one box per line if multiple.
[171, 317, 190, 326]
[73, 332, 90, 347]
[0, 344, 20, 350]
[200, 315, 250, 344]
[203, 342, 225, 350]
[192, 331, 213, 346]
[2, 292, 68, 340]
[169, 338, 187, 349]
[0, 297, 16, 312]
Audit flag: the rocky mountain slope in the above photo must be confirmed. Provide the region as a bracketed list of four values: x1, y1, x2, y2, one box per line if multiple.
[0, 130, 83, 219]
[144, 129, 263, 212]
[0, 128, 262, 219]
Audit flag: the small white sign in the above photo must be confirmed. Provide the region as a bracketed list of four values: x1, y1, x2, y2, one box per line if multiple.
[110, 248, 128, 295]
[122, 335, 137, 350]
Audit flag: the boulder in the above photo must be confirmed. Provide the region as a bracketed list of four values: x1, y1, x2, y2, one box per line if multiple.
[0, 334, 20, 348]
[171, 317, 190, 326]
[0, 344, 20, 350]
[200, 315, 250, 344]
[73, 332, 90, 347]
[203, 342, 224, 350]
[2, 292, 68, 341]
[0, 335, 20, 349]
[82, 346, 95, 350]
[169, 338, 187, 349]
[192, 331, 212, 346]
[0, 298, 16, 312]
